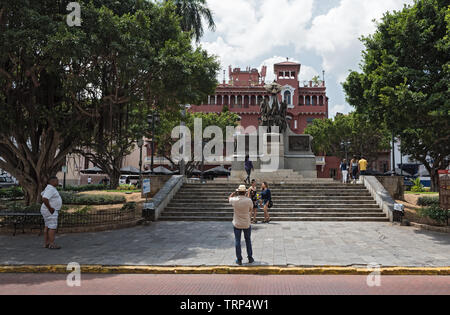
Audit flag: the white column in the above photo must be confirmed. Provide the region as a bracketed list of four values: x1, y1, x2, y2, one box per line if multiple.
[208, 95, 211, 105]
[215, 95, 217, 105]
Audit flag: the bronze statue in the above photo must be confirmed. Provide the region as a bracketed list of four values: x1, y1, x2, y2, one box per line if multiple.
[259, 82, 288, 133]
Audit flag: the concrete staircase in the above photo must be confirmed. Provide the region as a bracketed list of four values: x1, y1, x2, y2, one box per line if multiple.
[159, 182, 389, 222]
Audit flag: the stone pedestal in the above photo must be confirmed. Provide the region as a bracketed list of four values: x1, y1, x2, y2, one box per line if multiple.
[229, 128, 317, 180]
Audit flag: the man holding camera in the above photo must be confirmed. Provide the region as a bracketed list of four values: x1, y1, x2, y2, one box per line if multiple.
[229, 185, 255, 265]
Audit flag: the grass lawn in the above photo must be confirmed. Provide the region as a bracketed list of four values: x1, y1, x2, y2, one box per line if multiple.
[106, 190, 141, 193]
[405, 191, 439, 195]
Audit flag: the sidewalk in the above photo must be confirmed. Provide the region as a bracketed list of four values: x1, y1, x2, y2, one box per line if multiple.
[1, 222, 449, 267]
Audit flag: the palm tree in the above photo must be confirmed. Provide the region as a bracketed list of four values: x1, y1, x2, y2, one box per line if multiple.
[168, 0, 216, 42]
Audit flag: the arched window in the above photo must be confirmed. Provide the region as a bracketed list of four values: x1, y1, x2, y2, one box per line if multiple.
[306, 96, 311, 106]
[284, 91, 292, 105]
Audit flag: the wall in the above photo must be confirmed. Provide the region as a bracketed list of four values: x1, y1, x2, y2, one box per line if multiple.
[142, 175, 172, 198]
[376, 176, 405, 200]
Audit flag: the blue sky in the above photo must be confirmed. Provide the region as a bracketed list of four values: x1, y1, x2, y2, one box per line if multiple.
[200, 0, 413, 117]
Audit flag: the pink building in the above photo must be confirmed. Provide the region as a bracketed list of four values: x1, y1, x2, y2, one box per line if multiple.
[190, 59, 335, 178]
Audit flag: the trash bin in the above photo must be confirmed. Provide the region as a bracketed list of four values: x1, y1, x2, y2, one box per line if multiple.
[393, 203, 405, 223]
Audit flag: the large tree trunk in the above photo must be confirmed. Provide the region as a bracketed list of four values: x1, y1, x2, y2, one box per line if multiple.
[0, 129, 70, 205]
[430, 169, 440, 193]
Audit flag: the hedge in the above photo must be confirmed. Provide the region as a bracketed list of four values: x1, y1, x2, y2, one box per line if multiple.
[417, 196, 440, 207]
[0, 187, 24, 199]
[59, 184, 109, 192]
[59, 192, 126, 205]
[419, 205, 449, 225]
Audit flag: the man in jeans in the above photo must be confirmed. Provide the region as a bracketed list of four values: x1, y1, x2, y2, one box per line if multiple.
[229, 185, 255, 265]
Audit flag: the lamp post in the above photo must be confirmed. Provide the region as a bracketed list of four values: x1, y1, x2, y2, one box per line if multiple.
[392, 131, 396, 176]
[137, 139, 144, 188]
[147, 111, 160, 175]
[180, 104, 189, 176]
[341, 140, 351, 162]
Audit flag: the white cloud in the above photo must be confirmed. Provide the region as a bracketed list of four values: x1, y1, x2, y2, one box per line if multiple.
[201, 0, 414, 108]
[301, 0, 413, 83]
[330, 103, 352, 118]
[202, 0, 314, 67]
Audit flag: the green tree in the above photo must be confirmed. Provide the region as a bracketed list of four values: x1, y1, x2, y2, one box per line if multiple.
[0, 0, 95, 204]
[0, 0, 219, 203]
[167, 0, 216, 42]
[154, 110, 240, 175]
[71, 1, 219, 188]
[304, 113, 391, 163]
[343, 0, 450, 191]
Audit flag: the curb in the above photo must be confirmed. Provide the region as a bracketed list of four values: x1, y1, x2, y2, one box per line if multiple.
[0, 265, 449, 276]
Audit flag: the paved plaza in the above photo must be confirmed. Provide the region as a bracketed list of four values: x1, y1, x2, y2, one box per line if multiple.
[1, 222, 449, 267]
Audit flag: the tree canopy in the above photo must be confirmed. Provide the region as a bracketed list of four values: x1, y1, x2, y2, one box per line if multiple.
[0, 0, 219, 202]
[343, 0, 449, 190]
[304, 113, 391, 163]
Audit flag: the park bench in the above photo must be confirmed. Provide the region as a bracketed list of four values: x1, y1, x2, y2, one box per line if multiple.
[0, 212, 44, 236]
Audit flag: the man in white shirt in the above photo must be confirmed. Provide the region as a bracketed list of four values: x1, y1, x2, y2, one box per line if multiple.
[229, 185, 255, 265]
[41, 177, 63, 249]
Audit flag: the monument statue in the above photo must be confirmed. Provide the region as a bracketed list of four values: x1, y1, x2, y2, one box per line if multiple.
[259, 82, 289, 133]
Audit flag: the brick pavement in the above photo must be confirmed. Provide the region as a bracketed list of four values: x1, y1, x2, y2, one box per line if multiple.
[0, 274, 448, 295]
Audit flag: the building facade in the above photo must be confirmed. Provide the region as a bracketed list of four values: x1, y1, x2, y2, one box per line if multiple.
[189, 60, 334, 178]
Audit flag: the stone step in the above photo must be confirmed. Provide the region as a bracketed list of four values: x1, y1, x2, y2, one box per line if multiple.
[167, 203, 379, 209]
[165, 207, 382, 212]
[159, 217, 390, 222]
[184, 183, 365, 187]
[169, 200, 377, 206]
[174, 190, 371, 199]
[161, 212, 386, 218]
[164, 208, 383, 214]
[172, 197, 375, 202]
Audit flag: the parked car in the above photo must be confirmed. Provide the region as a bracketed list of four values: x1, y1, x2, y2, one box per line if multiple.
[119, 175, 140, 186]
[0, 176, 17, 189]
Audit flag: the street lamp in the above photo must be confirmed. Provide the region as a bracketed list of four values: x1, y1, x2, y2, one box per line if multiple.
[137, 139, 144, 188]
[340, 141, 351, 162]
[147, 111, 160, 175]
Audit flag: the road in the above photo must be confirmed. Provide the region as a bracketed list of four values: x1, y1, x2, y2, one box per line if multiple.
[0, 274, 448, 295]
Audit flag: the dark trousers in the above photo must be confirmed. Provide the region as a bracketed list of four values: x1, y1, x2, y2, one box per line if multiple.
[234, 226, 253, 261]
[245, 169, 251, 184]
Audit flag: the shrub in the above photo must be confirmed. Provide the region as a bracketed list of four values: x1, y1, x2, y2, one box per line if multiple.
[417, 196, 440, 207]
[121, 202, 136, 212]
[419, 205, 449, 225]
[411, 178, 425, 193]
[3, 202, 41, 213]
[115, 184, 137, 191]
[0, 186, 24, 199]
[59, 184, 109, 192]
[60, 192, 126, 205]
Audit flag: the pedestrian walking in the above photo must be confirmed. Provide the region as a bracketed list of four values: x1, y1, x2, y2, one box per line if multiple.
[87, 176, 92, 185]
[359, 156, 368, 176]
[247, 180, 259, 224]
[260, 182, 272, 223]
[244, 155, 254, 185]
[340, 159, 349, 184]
[229, 185, 255, 265]
[350, 156, 359, 184]
[40, 177, 63, 250]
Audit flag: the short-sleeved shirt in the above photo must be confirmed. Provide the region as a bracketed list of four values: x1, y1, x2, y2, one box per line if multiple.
[261, 189, 271, 202]
[229, 196, 253, 229]
[359, 159, 368, 171]
[41, 185, 63, 212]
